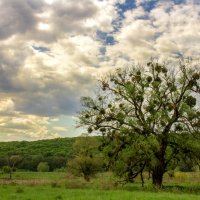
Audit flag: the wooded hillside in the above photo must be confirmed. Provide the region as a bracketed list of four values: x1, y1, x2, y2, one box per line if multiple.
[0, 138, 75, 171]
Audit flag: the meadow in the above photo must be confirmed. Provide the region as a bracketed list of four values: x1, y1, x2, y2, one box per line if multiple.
[0, 171, 200, 200]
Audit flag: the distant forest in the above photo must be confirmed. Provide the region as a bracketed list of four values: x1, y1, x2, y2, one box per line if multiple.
[0, 138, 75, 171]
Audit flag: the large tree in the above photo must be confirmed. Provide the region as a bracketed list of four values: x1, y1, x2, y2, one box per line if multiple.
[78, 61, 200, 187]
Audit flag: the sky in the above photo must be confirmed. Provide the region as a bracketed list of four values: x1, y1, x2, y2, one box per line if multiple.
[0, 0, 199, 141]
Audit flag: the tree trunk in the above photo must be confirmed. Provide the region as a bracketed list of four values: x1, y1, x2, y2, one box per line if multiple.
[152, 163, 165, 188]
[152, 137, 167, 188]
[84, 174, 90, 182]
[140, 171, 144, 187]
[9, 172, 12, 179]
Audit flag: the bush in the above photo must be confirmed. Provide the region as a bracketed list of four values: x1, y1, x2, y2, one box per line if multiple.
[67, 156, 103, 181]
[2, 166, 12, 179]
[67, 136, 103, 182]
[2, 166, 12, 174]
[192, 165, 199, 172]
[37, 162, 49, 172]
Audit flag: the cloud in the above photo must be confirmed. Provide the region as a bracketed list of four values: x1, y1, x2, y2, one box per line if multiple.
[0, 0, 199, 141]
[0, 101, 60, 141]
[0, 0, 45, 39]
[53, 126, 67, 131]
[50, 0, 98, 35]
[0, 98, 15, 114]
[105, 1, 200, 63]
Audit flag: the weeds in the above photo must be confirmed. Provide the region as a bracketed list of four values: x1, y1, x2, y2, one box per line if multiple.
[55, 195, 63, 200]
[51, 182, 61, 188]
[16, 187, 24, 193]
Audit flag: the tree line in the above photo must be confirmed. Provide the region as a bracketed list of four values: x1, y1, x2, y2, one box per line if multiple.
[0, 138, 75, 172]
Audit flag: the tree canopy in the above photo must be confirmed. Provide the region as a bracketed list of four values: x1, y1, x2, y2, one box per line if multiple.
[0, 138, 74, 171]
[78, 61, 200, 187]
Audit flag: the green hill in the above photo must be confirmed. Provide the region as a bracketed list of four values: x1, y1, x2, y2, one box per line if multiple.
[0, 138, 75, 171]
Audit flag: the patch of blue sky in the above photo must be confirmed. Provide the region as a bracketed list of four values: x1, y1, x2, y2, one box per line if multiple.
[96, 30, 116, 45]
[98, 46, 110, 62]
[32, 45, 50, 53]
[173, 51, 184, 58]
[116, 0, 136, 17]
[48, 115, 82, 137]
[112, 0, 157, 33]
[97, 0, 192, 48]
[140, 0, 157, 12]
[173, 0, 186, 4]
[99, 47, 106, 55]
[112, 0, 136, 32]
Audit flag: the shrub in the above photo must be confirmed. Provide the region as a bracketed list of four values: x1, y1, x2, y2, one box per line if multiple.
[2, 166, 12, 179]
[37, 162, 49, 172]
[67, 156, 103, 181]
[2, 166, 12, 174]
[67, 136, 103, 182]
[192, 165, 199, 172]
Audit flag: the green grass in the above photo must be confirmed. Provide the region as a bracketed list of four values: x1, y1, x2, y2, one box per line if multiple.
[0, 185, 199, 200]
[0, 171, 200, 199]
[5, 172, 65, 181]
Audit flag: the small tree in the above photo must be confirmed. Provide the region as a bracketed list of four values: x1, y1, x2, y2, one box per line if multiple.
[2, 166, 12, 179]
[3, 155, 22, 179]
[78, 61, 200, 188]
[9, 155, 22, 170]
[67, 135, 103, 181]
[37, 162, 50, 172]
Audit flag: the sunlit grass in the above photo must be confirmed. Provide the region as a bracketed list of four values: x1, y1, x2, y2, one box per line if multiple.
[0, 171, 200, 199]
[0, 185, 199, 200]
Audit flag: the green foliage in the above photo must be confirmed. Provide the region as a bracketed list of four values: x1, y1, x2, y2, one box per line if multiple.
[67, 136, 103, 181]
[2, 166, 12, 174]
[0, 138, 75, 171]
[2, 166, 12, 179]
[37, 162, 50, 172]
[68, 156, 102, 181]
[9, 155, 22, 169]
[78, 61, 200, 187]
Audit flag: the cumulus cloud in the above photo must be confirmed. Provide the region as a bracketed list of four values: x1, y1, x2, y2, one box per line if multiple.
[106, 0, 200, 63]
[0, 98, 15, 114]
[0, 100, 60, 141]
[0, 0, 199, 141]
[0, 0, 45, 39]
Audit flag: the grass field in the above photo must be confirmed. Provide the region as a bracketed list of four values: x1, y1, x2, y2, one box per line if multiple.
[0, 186, 199, 200]
[0, 171, 200, 200]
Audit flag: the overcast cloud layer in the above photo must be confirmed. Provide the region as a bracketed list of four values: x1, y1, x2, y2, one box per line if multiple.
[0, 0, 199, 141]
